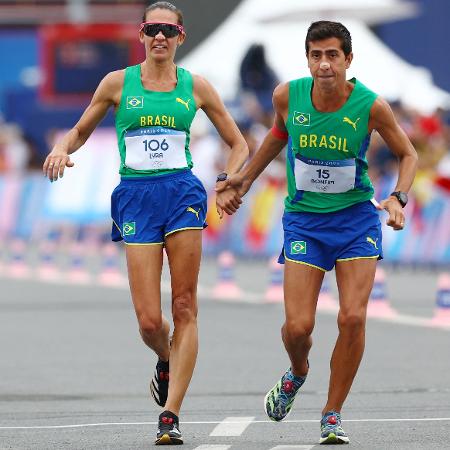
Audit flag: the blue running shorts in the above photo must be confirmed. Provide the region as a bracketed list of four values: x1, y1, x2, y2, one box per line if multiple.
[278, 200, 383, 271]
[111, 170, 207, 244]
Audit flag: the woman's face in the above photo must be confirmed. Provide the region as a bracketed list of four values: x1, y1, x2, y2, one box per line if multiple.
[140, 8, 185, 63]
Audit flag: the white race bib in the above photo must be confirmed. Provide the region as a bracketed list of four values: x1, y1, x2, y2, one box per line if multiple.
[124, 127, 188, 170]
[295, 156, 356, 193]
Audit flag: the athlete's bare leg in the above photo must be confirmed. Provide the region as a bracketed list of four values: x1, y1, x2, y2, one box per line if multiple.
[126, 244, 171, 361]
[282, 261, 325, 377]
[163, 229, 202, 416]
[322, 258, 377, 414]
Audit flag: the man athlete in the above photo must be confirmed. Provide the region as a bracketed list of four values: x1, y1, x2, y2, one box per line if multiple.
[217, 21, 417, 444]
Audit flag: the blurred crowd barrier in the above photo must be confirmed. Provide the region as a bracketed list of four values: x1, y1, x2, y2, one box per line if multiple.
[0, 126, 449, 265]
[1, 27, 449, 267]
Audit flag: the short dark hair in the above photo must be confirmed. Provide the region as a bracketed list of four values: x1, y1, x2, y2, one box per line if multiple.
[305, 21, 352, 56]
[142, 1, 184, 26]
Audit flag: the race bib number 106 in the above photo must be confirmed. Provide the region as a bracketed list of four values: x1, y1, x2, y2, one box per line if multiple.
[124, 127, 188, 170]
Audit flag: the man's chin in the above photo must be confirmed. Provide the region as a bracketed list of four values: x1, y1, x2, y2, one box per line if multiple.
[316, 77, 336, 88]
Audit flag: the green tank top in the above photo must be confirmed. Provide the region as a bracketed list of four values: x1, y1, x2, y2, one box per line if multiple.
[285, 77, 377, 213]
[115, 64, 197, 177]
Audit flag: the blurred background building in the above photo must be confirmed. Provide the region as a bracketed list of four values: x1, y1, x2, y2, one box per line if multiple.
[0, 0, 449, 266]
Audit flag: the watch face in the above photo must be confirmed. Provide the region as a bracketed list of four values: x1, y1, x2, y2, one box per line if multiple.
[216, 173, 227, 182]
[392, 191, 408, 206]
[399, 192, 408, 206]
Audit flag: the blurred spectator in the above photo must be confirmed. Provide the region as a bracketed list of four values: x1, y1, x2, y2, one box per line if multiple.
[367, 131, 398, 183]
[367, 103, 450, 204]
[435, 151, 450, 193]
[0, 123, 35, 173]
[190, 116, 223, 192]
[23, 133, 43, 171]
[411, 108, 448, 172]
[239, 44, 279, 128]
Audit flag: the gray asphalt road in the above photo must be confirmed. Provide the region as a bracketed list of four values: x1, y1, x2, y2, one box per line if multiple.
[0, 262, 449, 449]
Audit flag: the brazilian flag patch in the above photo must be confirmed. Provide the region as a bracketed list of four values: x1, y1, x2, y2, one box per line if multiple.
[291, 240, 306, 255]
[123, 222, 136, 236]
[126, 96, 144, 109]
[293, 111, 310, 126]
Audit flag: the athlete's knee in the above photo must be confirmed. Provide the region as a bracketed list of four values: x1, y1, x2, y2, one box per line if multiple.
[138, 313, 163, 336]
[337, 310, 366, 334]
[283, 319, 314, 341]
[172, 292, 197, 325]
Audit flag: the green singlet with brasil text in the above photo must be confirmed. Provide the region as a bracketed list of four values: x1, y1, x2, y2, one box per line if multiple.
[115, 64, 197, 177]
[285, 77, 378, 213]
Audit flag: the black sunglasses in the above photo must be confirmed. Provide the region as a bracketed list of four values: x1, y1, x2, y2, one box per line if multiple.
[140, 22, 184, 38]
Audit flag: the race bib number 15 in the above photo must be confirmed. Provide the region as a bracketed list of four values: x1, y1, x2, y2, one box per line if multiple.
[295, 156, 356, 193]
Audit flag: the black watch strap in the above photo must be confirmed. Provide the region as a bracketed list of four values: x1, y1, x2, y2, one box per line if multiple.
[216, 172, 228, 182]
[390, 191, 408, 208]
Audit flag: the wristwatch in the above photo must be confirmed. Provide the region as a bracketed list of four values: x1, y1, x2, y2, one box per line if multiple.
[390, 191, 408, 208]
[216, 172, 228, 182]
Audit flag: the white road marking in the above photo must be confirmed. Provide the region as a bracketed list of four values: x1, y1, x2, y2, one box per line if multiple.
[199, 286, 449, 331]
[209, 416, 255, 436]
[1, 416, 450, 430]
[194, 446, 231, 450]
[317, 307, 445, 329]
[270, 446, 314, 450]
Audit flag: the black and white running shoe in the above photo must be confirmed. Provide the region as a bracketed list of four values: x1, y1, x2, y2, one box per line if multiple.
[155, 410, 183, 445]
[150, 359, 169, 407]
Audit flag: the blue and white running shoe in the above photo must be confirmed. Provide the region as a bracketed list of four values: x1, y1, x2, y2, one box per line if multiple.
[264, 367, 307, 421]
[319, 411, 350, 445]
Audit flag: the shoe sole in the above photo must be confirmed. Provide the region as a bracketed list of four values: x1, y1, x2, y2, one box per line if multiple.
[319, 432, 350, 445]
[155, 434, 183, 445]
